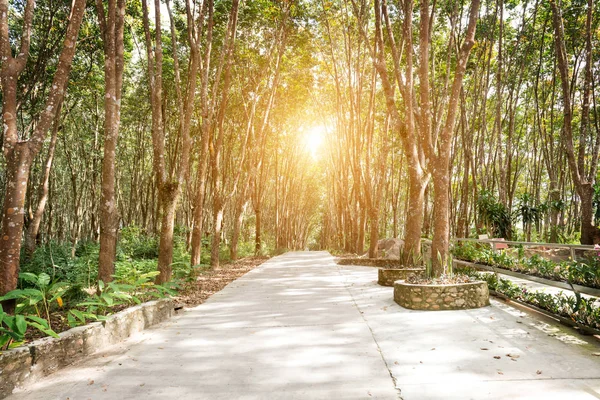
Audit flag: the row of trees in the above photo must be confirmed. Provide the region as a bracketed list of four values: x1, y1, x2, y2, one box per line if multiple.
[316, 0, 599, 273]
[0, 0, 322, 311]
[0, 0, 598, 306]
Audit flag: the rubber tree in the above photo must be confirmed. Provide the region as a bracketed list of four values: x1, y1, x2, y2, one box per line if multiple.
[550, 0, 600, 245]
[141, 0, 200, 283]
[424, 0, 481, 276]
[96, 0, 126, 284]
[0, 0, 88, 311]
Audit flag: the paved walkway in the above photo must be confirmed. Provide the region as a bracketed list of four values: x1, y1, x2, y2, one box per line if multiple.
[7, 251, 600, 400]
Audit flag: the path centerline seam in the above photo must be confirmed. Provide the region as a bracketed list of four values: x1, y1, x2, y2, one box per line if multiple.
[335, 261, 404, 400]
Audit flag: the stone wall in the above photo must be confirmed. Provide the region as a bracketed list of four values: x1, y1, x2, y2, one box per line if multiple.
[378, 268, 425, 286]
[337, 258, 403, 268]
[394, 281, 489, 310]
[0, 298, 174, 398]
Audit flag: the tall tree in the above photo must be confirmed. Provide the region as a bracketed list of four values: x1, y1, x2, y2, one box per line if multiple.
[550, 0, 600, 245]
[96, 0, 126, 284]
[0, 0, 87, 310]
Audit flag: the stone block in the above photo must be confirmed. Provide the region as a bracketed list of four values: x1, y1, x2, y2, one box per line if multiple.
[0, 298, 174, 398]
[377, 268, 425, 286]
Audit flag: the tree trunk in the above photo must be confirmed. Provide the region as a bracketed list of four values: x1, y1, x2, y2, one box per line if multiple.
[255, 204, 262, 255]
[431, 171, 451, 277]
[368, 208, 379, 258]
[211, 202, 224, 268]
[403, 166, 428, 264]
[230, 199, 246, 261]
[97, 0, 126, 284]
[0, 145, 33, 312]
[0, 0, 87, 308]
[156, 189, 178, 284]
[190, 144, 210, 265]
[25, 117, 60, 255]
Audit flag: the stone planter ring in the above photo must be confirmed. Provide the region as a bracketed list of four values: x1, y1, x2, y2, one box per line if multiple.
[394, 281, 490, 310]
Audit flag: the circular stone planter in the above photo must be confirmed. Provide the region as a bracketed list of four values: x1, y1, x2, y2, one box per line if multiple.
[394, 281, 489, 310]
[378, 268, 425, 287]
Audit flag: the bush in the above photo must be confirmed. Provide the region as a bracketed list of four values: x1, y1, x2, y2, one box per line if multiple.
[460, 267, 600, 331]
[452, 243, 600, 289]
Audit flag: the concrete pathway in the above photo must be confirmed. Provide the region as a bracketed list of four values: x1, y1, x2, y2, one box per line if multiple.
[7, 251, 600, 400]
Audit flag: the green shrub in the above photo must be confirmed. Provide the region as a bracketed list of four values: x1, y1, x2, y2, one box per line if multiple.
[460, 268, 600, 331]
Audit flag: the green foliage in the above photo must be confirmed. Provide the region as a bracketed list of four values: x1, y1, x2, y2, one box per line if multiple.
[68, 276, 177, 328]
[2, 273, 68, 328]
[0, 305, 59, 350]
[477, 190, 512, 239]
[20, 241, 100, 288]
[452, 242, 600, 289]
[461, 268, 600, 331]
[118, 226, 159, 259]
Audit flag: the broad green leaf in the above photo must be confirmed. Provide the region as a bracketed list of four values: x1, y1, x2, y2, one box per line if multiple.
[37, 273, 51, 288]
[19, 272, 39, 284]
[70, 309, 86, 323]
[15, 315, 27, 335]
[28, 322, 59, 339]
[26, 316, 50, 328]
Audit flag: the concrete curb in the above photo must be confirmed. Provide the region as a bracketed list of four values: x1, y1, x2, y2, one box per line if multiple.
[0, 298, 174, 398]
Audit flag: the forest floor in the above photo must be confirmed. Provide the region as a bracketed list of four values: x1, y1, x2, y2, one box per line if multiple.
[24, 256, 269, 342]
[7, 251, 600, 400]
[176, 256, 269, 307]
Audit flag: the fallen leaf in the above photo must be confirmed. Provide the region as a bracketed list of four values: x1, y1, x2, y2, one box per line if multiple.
[506, 354, 520, 359]
[88, 380, 94, 385]
[430, 348, 436, 351]
[536, 370, 542, 375]
[516, 320, 522, 324]
[480, 348, 489, 351]
[394, 361, 399, 365]
[494, 356, 501, 359]
[497, 371, 504, 375]
[592, 353, 600, 357]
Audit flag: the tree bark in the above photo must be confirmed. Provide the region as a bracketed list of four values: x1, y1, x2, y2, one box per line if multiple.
[550, 0, 600, 245]
[97, 0, 126, 284]
[0, 0, 87, 310]
[25, 112, 61, 255]
[430, 0, 480, 276]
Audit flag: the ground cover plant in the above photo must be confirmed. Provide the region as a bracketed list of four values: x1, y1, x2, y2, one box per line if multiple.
[459, 267, 600, 332]
[0, 227, 266, 349]
[453, 242, 600, 289]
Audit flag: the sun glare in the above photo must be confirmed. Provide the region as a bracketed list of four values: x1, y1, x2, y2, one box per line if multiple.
[304, 125, 325, 159]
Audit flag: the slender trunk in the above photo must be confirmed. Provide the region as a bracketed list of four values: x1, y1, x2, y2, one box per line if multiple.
[25, 117, 60, 255]
[190, 144, 210, 265]
[255, 204, 262, 255]
[211, 203, 224, 267]
[368, 208, 379, 258]
[190, 0, 214, 266]
[230, 199, 246, 261]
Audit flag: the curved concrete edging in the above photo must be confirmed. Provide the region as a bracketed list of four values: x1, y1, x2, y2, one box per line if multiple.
[0, 298, 174, 398]
[394, 281, 489, 310]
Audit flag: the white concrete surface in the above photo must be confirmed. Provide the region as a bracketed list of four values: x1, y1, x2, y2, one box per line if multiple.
[6, 251, 600, 400]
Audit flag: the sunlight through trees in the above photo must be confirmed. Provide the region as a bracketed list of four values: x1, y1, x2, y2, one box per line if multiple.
[0, 0, 599, 299]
